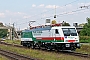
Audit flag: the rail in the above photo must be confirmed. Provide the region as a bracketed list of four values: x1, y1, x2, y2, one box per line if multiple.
[0, 49, 36, 60]
[0, 40, 90, 58]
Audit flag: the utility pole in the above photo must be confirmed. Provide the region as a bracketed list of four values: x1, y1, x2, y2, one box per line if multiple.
[54, 5, 56, 18]
[12, 23, 14, 40]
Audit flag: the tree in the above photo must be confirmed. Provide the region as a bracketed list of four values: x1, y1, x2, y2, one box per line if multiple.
[0, 22, 8, 38]
[0, 29, 8, 38]
[79, 23, 85, 27]
[51, 20, 57, 24]
[62, 21, 70, 26]
[0, 22, 4, 27]
[80, 17, 90, 36]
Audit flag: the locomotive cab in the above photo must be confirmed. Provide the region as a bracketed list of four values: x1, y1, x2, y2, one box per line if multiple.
[51, 26, 80, 51]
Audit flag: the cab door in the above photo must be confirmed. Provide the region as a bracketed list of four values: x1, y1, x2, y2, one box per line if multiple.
[55, 29, 60, 37]
[51, 29, 60, 41]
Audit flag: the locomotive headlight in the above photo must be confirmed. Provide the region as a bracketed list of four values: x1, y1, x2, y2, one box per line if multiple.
[77, 44, 80, 47]
[76, 40, 78, 41]
[76, 40, 79, 42]
[66, 44, 70, 47]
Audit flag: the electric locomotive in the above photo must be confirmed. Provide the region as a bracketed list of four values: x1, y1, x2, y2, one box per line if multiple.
[21, 23, 80, 51]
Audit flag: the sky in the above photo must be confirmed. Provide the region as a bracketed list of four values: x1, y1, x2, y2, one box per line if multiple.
[0, 0, 90, 30]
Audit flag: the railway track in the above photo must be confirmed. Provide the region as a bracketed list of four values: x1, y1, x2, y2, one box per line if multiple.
[59, 51, 90, 58]
[68, 51, 90, 57]
[0, 49, 36, 60]
[0, 40, 90, 58]
[0, 41, 38, 60]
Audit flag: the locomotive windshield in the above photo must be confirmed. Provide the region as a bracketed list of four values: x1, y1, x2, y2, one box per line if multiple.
[62, 28, 77, 36]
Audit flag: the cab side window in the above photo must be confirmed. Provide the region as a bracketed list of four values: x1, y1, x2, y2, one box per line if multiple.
[55, 29, 59, 34]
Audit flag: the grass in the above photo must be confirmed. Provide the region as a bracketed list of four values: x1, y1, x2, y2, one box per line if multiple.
[79, 36, 90, 43]
[3, 40, 90, 54]
[76, 44, 90, 54]
[0, 44, 89, 60]
[80, 39, 90, 43]
[0, 55, 9, 60]
[3, 39, 90, 44]
[4, 39, 21, 45]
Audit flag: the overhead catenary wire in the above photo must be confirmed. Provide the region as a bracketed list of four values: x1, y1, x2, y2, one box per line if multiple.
[16, 0, 80, 26]
[37, 4, 90, 19]
[26, 0, 80, 19]
[37, 7, 89, 20]
[16, 7, 90, 27]
[64, 0, 80, 6]
[57, 8, 88, 17]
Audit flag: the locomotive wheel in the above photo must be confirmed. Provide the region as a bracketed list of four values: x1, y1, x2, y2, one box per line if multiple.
[71, 47, 76, 51]
[27, 44, 31, 48]
[55, 48, 60, 52]
[46, 46, 52, 51]
[38, 45, 41, 49]
[31, 44, 35, 49]
[47, 47, 50, 51]
[23, 44, 27, 47]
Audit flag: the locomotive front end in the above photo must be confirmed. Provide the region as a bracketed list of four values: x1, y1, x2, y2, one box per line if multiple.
[62, 27, 80, 51]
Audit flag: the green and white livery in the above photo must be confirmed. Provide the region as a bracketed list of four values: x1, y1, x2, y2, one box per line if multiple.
[21, 24, 80, 51]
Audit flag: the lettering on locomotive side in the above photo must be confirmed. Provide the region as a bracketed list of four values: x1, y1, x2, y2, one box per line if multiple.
[68, 36, 75, 39]
[33, 31, 42, 33]
[33, 31, 42, 36]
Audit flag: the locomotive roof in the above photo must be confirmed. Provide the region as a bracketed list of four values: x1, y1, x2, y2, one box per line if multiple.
[52, 26, 76, 29]
[22, 26, 76, 32]
[22, 26, 51, 32]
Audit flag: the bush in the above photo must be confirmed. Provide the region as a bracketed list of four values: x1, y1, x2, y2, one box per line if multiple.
[79, 36, 90, 43]
[79, 36, 90, 40]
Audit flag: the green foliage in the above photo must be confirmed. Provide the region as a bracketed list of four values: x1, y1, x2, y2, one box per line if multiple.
[76, 45, 90, 54]
[79, 23, 85, 27]
[80, 40, 90, 43]
[0, 23, 4, 27]
[4, 40, 21, 45]
[0, 55, 9, 60]
[51, 20, 57, 24]
[62, 21, 70, 26]
[0, 29, 8, 38]
[80, 36, 90, 40]
[80, 29, 87, 36]
[80, 17, 90, 36]
[0, 23, 8, 38]
[0, 44, 89, 60]
[79, 36, 90, 43]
